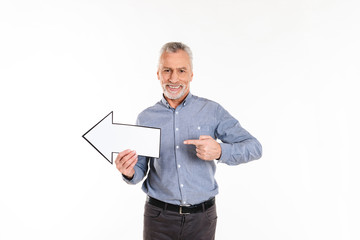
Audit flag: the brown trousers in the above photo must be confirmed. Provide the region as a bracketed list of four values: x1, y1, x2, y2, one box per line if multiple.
[143, 201, 217, 240]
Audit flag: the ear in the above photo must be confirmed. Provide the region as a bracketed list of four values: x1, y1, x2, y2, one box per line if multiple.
[157, 70, 160, 80]
[190, 71, 193, 82]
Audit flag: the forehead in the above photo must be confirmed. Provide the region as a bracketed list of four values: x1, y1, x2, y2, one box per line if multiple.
[159, 50, 191, 69]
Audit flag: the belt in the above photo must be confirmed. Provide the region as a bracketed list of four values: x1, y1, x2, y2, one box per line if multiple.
[147, 196, 215, 215]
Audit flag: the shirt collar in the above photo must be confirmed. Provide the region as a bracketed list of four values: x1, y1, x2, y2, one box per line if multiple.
[161, 92, 193, 109]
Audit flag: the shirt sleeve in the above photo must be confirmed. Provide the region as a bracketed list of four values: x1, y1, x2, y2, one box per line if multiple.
[215, 104, 262, 165]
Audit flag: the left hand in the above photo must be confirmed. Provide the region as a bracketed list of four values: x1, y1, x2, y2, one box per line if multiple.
[184, 135, 222, 161]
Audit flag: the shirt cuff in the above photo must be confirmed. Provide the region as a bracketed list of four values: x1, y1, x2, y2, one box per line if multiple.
[122, 171, 136, 184]
[218, 142, 232, 163]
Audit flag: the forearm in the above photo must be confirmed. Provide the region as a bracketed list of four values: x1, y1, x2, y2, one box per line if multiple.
[218, 137, 262, 165]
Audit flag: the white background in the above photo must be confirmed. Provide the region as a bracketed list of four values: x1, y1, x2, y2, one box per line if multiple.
[1, 0, 359, 239]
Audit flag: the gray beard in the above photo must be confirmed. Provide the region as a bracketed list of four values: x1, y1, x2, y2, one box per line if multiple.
[162, 84, 187, 100]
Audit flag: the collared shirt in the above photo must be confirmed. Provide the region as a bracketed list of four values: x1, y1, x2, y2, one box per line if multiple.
[123, 93, 262, 205]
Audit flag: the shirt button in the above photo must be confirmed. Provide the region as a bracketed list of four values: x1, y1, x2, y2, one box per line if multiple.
[178, 164, 181, 168]
[182, 201, 186, 204]
[175, 128, 179, 131]
[175, 111, 179, 114]
[197, 126, 201, 130]
[176, 146, 179, 149]
[180, 184, 184, 188]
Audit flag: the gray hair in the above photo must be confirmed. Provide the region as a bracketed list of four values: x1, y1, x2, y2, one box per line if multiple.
[158, 42, 193, 70]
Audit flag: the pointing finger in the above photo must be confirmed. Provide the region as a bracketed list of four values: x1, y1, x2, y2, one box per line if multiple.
[183, 139, 202, 146]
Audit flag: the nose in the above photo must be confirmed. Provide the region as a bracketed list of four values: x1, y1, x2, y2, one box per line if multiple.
[169, 71, 179, 83]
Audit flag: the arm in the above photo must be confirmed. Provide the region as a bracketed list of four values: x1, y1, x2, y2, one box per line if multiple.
[115, 150, 149, 185]
[215, 105, 262, 165]
[123, 155, 149, 185]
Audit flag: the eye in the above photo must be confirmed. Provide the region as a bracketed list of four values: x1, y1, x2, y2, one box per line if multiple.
[179, 69, 186, 73]
[163, 69, 171, 73]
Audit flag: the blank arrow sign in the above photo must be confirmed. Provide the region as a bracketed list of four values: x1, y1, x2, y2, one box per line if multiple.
[83, 111, 161, 164]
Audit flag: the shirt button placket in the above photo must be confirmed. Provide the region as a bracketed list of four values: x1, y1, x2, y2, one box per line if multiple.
[173, 108, 186, 204]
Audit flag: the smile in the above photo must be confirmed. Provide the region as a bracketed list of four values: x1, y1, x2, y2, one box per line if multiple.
[168, 85, 181, 89]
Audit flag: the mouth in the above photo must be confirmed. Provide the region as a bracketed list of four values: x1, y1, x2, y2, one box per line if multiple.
[166, 84, 182, 92]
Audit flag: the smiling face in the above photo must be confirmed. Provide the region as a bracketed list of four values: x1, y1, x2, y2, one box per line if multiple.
[157, 50, 193, 108]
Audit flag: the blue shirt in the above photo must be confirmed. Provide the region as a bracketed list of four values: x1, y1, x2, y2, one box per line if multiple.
[123, 93, 262, 205]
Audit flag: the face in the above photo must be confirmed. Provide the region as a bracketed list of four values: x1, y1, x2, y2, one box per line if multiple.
[157, 50, 193, 101]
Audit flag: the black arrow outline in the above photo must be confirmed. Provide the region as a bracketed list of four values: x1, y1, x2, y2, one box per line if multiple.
[82, 111, 161, 164]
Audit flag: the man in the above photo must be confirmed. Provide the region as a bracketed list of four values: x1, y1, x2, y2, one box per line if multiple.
[115, 42, 262, 240]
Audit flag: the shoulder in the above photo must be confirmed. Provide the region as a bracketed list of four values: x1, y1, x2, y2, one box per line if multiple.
[192, 95, 234, 123]
[136, 100, 168, 126]
[192, 94, 223, 110]
[138, 101, 162, 116]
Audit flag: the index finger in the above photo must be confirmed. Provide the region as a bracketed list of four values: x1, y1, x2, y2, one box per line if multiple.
[183, 139, 202, 146]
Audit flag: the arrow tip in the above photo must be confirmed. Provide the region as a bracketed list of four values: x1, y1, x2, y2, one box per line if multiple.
[82, 111, 114, 164]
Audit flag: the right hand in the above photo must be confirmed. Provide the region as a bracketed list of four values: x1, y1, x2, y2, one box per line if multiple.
[115, 149, 138, 179]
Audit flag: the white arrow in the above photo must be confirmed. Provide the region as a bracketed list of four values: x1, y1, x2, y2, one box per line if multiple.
[83, 111, 161, 164]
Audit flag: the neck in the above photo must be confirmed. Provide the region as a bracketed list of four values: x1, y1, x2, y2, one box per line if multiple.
[165, 92, 189, 109]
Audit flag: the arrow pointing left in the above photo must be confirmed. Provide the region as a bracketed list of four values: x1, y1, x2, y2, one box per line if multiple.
[82, 111, 161, 164]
